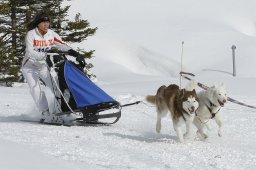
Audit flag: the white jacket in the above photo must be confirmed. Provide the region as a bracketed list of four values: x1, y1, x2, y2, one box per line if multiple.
[22, 28, 71, 67]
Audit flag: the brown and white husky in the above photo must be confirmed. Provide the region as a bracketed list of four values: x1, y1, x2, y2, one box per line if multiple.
[146, 81, 199, 142]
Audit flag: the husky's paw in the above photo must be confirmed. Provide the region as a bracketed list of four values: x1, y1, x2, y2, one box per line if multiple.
[183, 132, 191, 140]
[202, 134, 208, 139]
[156, 126, 161, 133]
[178, 138, 185, 143]
[196, 131, 208, 140]
[218, 130, 223, 137]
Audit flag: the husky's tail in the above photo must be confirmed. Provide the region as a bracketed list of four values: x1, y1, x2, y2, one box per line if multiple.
[146, 95, 156, 104]
[185, 80, 197, 91]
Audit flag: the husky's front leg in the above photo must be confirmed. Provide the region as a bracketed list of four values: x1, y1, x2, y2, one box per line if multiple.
[184, 119, 193, 139]
[214, 112, 223, 137]
[193, 117, 208, 139]
[174, 125, 184, 143]
[173, 120, 184, 143]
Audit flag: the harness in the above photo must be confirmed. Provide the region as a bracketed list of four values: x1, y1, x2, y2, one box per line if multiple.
[205, 98, 220, 119]
[181, 108, 188, 121]
[194, 98, 221, 124]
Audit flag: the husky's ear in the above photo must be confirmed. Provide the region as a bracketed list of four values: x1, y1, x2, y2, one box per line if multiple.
[220, 82, 226, 88]
[212, 84, 217, 88]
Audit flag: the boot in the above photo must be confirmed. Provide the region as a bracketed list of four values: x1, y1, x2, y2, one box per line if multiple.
[40, 109, 63, 124]
[40, 109, 50, 123]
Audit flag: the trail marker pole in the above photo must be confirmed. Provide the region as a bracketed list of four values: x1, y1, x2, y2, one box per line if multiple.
[231, 45, 236, 77]
[180, 41, 184, 87]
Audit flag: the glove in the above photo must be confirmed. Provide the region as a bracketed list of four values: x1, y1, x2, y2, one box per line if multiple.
[76, 55, 86, 68]
[47, 48, 59, 54]
[46, 55, 53, 67]
[67, 49, 80, 57]
[46, 54, 64, 67]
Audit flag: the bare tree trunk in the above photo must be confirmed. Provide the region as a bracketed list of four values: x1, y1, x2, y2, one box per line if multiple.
[10, 0, 16, 54]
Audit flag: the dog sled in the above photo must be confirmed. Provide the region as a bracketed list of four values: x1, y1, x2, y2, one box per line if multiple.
[45, 52, 123, 126]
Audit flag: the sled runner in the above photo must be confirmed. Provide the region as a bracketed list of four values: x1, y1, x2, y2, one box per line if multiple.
[46, 53, 121, 125]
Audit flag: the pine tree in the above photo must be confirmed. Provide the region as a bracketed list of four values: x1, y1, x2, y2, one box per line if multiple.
[0, 0, 23, 82]
[0, 0, 97, 83]
[37, 0, 97, 76]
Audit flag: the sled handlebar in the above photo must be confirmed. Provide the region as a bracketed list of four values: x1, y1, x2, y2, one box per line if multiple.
[47, 51, 68, 58]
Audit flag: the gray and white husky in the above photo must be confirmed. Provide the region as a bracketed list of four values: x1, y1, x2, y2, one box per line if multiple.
[146, 81, 199, 143]
[194, 83, 227, 139]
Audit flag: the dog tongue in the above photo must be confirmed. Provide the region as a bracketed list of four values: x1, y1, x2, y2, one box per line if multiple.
[189, 107, 195, 113]
[189, 109, 195, 113]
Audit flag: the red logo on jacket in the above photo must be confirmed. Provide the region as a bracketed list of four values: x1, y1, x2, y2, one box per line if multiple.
[33, 39, 53, 47]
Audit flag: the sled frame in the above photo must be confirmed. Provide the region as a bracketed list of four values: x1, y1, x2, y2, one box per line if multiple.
[46, 54, 122, 125]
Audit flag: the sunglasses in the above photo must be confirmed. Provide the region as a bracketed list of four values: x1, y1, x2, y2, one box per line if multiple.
[44, 16, 50, 20]
[40, 16, 50, 22]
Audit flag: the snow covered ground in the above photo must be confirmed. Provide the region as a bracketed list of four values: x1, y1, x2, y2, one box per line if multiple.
[0, 77, 256, 170]
[1, 0, 256, 169]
